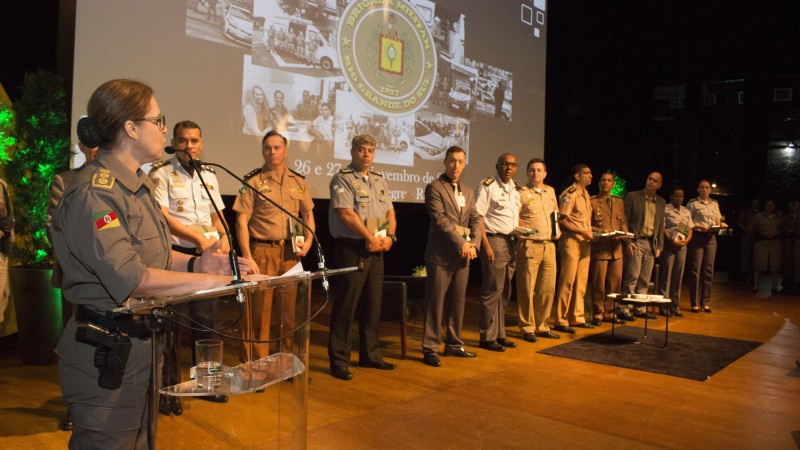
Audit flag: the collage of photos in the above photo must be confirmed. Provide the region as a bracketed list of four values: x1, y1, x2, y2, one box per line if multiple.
[184, 0, 514, 167]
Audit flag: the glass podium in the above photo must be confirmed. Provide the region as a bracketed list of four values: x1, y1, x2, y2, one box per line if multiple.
[114, 268, 354, 449]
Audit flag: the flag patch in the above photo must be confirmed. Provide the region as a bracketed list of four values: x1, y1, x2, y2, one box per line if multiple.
[93, 210, 121, 231]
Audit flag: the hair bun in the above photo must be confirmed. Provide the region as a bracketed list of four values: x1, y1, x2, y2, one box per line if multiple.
[77, 116, 101, 148]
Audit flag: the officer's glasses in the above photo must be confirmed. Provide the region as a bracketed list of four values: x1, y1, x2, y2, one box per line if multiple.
[135, 115, 167, 131]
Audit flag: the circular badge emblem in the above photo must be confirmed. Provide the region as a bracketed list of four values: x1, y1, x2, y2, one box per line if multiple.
[337, 0, 438, 117]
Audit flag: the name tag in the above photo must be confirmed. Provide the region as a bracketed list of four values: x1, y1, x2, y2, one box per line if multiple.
[457, 193, 466, 208]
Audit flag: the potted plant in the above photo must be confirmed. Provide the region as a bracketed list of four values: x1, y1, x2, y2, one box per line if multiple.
[4, 70, 70, 364]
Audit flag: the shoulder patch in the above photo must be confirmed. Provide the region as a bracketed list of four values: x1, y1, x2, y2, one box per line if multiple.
[90, 169, 116, 190]
[201, 164, 216, 173]
[340, 168, 353, 174]
[483, 177, 495, 186]
[151, 160, 169, 171]
[288, 168, 306, 179]
[243, 168, 262, 180]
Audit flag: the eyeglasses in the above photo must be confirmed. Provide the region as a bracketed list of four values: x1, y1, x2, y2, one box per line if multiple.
[135, 115, 167, 130]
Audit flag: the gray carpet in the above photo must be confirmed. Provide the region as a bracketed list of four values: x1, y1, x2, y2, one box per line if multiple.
[538, 326, 761, 381]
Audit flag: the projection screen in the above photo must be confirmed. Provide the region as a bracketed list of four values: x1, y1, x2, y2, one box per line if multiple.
[71, 0, 547, 202]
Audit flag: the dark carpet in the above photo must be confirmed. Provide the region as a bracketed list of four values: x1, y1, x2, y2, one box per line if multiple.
[538, 327, 761, 381]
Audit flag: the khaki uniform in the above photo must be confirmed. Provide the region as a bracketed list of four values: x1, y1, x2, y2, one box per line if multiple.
[686, 197, 722, 308]
[589, 194, 627, 320]
[750, 212, 782, 272]
[553, 183, 591, 326]
[781, 212, 800, 283]
[233, 166, 313, 360]
[51, 151, 170, 450]
[516, 184, 558, 333]
[0, 179, 13, 324]
[327, 165, 393, 369]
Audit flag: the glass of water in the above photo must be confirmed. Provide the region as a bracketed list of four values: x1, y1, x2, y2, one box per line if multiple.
[195, 339, 223, 391]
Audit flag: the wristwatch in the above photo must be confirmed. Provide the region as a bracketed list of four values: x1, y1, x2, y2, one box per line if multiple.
[388, 233, 397, 243]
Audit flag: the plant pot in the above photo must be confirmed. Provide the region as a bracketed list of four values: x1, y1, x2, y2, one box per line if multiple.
[10, 267, 62, 365]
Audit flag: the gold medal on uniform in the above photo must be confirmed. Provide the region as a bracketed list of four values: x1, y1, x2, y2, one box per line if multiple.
[260, 178, 271, 193]
[177, 200, 184, 212]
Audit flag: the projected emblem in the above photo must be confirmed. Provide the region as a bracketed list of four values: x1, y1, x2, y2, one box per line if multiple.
[338, 0, 437, 117]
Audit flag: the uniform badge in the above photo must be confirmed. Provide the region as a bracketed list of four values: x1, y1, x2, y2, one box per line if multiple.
[94, 210, 121, 231]
[90, 169, 115, 190]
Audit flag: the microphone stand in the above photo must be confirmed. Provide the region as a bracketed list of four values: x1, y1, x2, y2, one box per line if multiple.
[200, 160, 330, 294]
[166, 147, 329, 294]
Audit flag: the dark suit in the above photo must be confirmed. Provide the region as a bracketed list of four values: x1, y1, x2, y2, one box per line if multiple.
[622, 189, 666, 300]
[422, 175, 482, 354]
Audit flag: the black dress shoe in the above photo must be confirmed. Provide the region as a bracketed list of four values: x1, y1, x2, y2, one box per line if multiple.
[330, 366, 353, 380]
[634, 312, 657, 319]
[670, 308, 683, 317]
[572, 322, 595, 329]
[553, 325, 575, 334]
[497, 338, 517, 348]
[603, 317, 624, 324]
[443, 347, 477, 357]
[618, 312, 636, 322]
[198, 394, 228, 403]
[522, 332, 538, 342]
[171, 396, 183, 416]
[59, 412, 73, 431]
[535, 331, 561, 339]
[478, 341, 505, 352]
[158, 394, 171, 416]
[703, 306, 712, 313]
[591, 317, 603, 326]
[358, 361, 397, 370]
[423, 354, 441, 367]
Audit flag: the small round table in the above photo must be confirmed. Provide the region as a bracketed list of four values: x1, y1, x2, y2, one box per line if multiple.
[607, 294, 672, 347]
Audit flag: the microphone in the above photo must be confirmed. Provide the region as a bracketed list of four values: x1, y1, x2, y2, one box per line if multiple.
[164, 146, 246, 301]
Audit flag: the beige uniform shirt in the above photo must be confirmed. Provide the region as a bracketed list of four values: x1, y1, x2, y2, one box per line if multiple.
[559, 183, 591, 234]
[518, 184, 557, 240]
[232, 166, 314, 241]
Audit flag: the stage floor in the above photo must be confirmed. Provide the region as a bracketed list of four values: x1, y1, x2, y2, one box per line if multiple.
[1, 279, 798, 449]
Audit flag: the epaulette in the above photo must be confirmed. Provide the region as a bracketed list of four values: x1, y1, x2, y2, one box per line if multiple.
[513, 180, 522, 190]
[201, 164, 216, 174]
[483, 177, 495, 186]
[688, 197, 700, 203]
[243, 168, 262, 180]
[590, 195, 597, 199]
[567, 186, 577, 194]
[150, 160, 169, 171]
[340, 168, 354, 174]
[612, 194, 623, 199]
[288, 168, 305, 179]
[90, 168, 116, 191]
[710, 197, 718, 203]
[370, 169, 383, 177]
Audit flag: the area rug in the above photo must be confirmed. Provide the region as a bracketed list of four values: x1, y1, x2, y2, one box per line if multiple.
[538, 327, 761, 381]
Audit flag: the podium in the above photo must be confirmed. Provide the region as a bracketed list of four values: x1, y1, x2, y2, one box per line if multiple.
[115, 268, 353, 449]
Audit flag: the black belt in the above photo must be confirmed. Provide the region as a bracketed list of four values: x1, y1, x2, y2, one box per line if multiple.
[252, 238, 286, 246]
[487, 232, 516, 241]
[76, 305, 150, 340]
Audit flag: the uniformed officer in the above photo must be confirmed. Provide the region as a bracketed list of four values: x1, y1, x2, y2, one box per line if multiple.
[234, 130, 315, 361]
[552, 163, 595, 333]
[749, 199, 783, 293]
[685, 180, 726, 312]
[0, 177, 13, 325]
[327, 134, 397, 380]
[45, 141, 98, 430]
[52, 79, 252, 449]
[515, 158, 561, 342]
[589, 171, 628, 325]
[150, 120, 230, 410]
[659, 186, 693, 316]
[475, 153, 521, 352]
